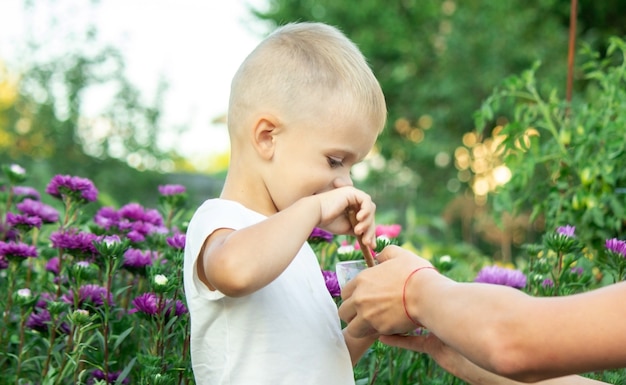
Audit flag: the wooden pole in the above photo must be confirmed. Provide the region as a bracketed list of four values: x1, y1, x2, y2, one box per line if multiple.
[566, 0, 578, 105]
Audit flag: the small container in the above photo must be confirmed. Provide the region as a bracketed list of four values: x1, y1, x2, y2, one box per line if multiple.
[335, 260, 367, 289]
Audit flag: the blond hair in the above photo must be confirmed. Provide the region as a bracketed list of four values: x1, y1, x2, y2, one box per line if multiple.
[227, 22, 386, 136]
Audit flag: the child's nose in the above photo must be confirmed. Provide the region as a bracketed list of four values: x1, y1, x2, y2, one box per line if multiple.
[332, 174, 353, 188]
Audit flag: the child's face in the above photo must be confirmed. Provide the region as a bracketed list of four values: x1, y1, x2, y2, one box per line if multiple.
[265, 99, 380, 212]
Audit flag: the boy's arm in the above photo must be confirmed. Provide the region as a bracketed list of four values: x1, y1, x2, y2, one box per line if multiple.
[201, 187, 376, 297]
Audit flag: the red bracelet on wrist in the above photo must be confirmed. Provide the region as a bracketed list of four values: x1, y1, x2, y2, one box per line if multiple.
[402, 266, 437, 327]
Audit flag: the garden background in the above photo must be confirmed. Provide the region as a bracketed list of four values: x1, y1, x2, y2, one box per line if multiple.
[1, 0, 626, 384]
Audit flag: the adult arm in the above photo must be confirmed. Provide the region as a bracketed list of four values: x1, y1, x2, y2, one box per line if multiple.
[381, 333, 607, 385]
[339, 245, 626, 382]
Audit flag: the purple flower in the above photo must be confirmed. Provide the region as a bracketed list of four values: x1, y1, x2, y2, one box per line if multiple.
[166, 233, 186, 249]
[0, 255, 8, 270]
[570, 267, 584, 276]
[126, 230, 146, 243]
[46, 257, 60, 275]
[158, 184, 186, 196]
[26, 309, 52, 332]
[6, 212, 43, 229]
[89, 369, 130, 385]
[50, 229, 98, 258]
[12, 186, 41, 201]
[309, 227, 334, 243]
[119, 203, 153, 222]
[542, 278, 555, 288]
[130, 292, 187, 318]
[63, 284, 113, 308]
[556, 225, 576, 238]
[606, 238, 626, 257]
[16, 199, 59, 223]
[474, 265, 527, 289]
[0, 222, 19, 242]
[93, 207, 120, 230]
[46, 174, 98, 203]
[35, 292, 56, 309]
[123, 248, 155, 269]
[322, 270, 341, 297]
[170, 299, 188, 317]
[95, 203, 168, 241]
[131, 292, 159, 315]
[0, 241, 38, 260]
[116, 203, 167, 239]
[79, 284, 113, 307]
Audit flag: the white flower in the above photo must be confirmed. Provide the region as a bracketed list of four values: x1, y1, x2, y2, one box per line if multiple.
[17, 288, 32, 298]
[337, 245, 355, 255]
[102, 235, 121, 247]
[376, 235, 390, 243]
[439, 255, 452, 263]
[154, 274, 168, 286]
[10, 164, 25, 175]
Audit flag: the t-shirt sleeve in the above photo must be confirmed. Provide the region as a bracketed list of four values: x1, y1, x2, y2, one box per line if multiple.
[184, 199, 258, 300]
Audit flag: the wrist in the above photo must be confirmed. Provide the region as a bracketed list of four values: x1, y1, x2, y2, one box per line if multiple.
[403, 265, 440, 327]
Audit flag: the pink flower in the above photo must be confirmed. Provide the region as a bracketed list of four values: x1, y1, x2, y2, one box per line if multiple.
[376, 224, 402, 238]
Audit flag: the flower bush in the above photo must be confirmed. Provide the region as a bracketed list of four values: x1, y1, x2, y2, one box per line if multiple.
[3, 161, 626, 385]
[0, 164, 192, 384]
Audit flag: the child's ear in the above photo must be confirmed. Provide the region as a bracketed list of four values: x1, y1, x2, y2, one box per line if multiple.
[252, 115, 280, 160]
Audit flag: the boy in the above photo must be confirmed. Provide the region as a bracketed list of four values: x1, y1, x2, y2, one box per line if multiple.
[183, 22, 387, 384]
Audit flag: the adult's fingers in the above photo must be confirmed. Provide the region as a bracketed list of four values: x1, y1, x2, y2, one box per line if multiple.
[342, 313, 378, 339]
[338, 295, 378, 338]
[374, 244, 409, 263]
[337, 294, 356, 323]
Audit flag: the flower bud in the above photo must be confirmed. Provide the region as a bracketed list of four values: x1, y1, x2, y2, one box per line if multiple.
[70, 309, 92, 325]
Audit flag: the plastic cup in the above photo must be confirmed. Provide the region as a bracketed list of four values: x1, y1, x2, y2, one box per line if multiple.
[336, 260, 367, 289]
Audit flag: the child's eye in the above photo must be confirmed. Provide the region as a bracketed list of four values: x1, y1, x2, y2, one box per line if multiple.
[327, 157, 344, 168]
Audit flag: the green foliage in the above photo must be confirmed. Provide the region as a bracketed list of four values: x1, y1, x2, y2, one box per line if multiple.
[253, 0, 572, 219]
[474, 36, 626, 256]
[0, 166, 193, 384]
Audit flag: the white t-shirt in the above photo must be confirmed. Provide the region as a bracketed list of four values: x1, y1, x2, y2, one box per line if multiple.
[183, 199, 355, 385]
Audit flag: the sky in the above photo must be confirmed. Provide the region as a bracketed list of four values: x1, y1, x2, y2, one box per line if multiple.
[0, 0, 268, 169]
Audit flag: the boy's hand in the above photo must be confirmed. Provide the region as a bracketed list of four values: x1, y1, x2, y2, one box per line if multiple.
[314, 186, 376, 248]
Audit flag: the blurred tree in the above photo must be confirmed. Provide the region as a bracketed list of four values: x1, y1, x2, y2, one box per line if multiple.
[250, 0, 623, 225]
[0, 0, 199, 206]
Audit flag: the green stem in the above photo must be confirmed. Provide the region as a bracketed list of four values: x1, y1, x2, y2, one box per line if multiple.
[0, 262, 17, 349]
[41, 313, 59, 379]
[527, 85, 567, 155]
[14, 307, 28, 384]
[54, 323, 76, 385]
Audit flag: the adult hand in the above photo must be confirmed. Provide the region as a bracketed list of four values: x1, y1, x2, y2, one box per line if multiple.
[338, 245, 434, 338]
[381, 333, 506, 385]
[380, 334, 606, 385]
[382, 333, 468, 378]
